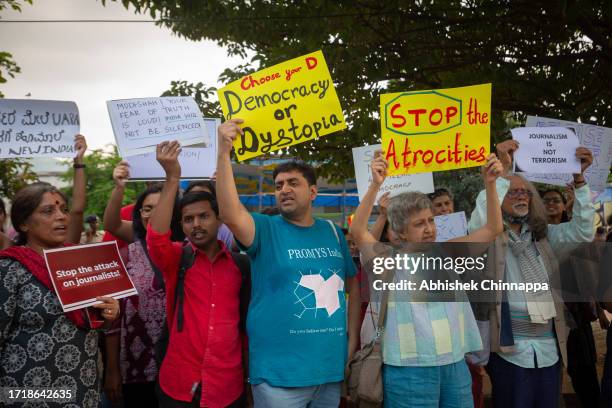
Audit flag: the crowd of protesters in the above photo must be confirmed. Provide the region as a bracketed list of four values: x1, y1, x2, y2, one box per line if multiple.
[0, 121, 610, 408]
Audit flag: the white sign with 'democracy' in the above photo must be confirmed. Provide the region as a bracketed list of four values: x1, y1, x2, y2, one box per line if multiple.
[512, 127, 580, 174]
[352, 144, 434, 202]
[0, 99, 79, 158]
[107, 96, 208, 156]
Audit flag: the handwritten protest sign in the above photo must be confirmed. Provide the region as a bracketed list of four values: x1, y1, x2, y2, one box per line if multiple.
[381, 84, 491, 175]
[107, 96, 208, 156]
[0, 99, 79, 158]
[125, 118, 219, 181]
[435, 211, 468, 242]
[218, 50, 346, 161]
[44, 242, 137, 312]
[524, 116, 612, 192]
[511, 127, 580, 174]
[352, 144, 434, 201]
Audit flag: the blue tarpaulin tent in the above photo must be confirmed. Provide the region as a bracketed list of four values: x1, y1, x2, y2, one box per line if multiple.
[239, 193, 359, 208]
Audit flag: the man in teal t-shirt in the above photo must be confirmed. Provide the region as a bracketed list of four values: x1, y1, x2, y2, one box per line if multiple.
[216, 119, 360, 408]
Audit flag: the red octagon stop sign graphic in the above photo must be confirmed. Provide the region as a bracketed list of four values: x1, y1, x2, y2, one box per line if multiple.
[383, 91, 462, 136]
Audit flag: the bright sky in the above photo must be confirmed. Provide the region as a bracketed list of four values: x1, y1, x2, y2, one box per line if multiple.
[0, 0, 239, 151]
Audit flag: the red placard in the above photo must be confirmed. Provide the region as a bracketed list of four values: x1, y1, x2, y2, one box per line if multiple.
[44, 241, 137, 312]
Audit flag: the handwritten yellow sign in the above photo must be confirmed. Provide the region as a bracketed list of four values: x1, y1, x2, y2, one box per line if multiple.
[218, 51, 346, 161]
[381, 83, 491, 175]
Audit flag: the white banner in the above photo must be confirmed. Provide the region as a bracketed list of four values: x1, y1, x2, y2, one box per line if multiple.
[107, 96, 209, 156]
[0, 99, 79, 158]
[512, 127, 580, 174]
[352, 144, 434, 202]
[435, 211, 468, 242]
[125, 118, 219, 181]
[524, 116, 612, 191]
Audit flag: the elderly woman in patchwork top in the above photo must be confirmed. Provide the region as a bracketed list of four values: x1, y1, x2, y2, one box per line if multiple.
[350, 151, 504, 408]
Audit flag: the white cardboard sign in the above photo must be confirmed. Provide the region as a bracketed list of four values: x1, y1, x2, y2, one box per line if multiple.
[352, 144, 434, 202]
[524, 116, 612, 192]
[0, 99, 79, 158]
[107, 96, 209, 156]
[435, 211, 468, 242]
[125, 118, 219, 181]
[511, 127, 580, 174]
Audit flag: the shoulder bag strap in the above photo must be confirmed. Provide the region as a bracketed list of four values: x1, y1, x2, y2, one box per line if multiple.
[374, 267, 394, 340]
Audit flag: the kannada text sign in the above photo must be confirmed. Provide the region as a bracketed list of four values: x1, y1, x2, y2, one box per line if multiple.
[0, 99, 79, 158]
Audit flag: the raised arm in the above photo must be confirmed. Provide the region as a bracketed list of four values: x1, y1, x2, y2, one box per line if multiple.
[369, 192, 390, 241]
[216, 119, 255, 247]
[67, 134, 87, 243]
[548, 147, 595, 246]
[103, 161, 135, 243]
[150, 141, 181, 235]
[468, 141, 516, 232]
[350, 151, 387, 259]
[453, 154, 503, 243]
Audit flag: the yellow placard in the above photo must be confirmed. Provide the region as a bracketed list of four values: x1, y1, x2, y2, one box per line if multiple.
[381, 84, 491, 175]
[218, 51, 347, 161]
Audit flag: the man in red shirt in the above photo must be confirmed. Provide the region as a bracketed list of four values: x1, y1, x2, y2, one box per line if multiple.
[146, 140, 246, 408]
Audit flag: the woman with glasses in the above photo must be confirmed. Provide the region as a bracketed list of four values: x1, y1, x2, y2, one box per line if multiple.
[540, 189, 570, 224]
[102, 162, 183, 407]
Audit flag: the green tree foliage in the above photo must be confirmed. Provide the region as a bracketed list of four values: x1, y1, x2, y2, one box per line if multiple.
[113, 0, 611, 185]
[161, 81, 222, 118]
[0, 1, 39, 198]
[61, 146, 145, 227]
[0, 0, 32, 97]
[0, 159, 38, 198]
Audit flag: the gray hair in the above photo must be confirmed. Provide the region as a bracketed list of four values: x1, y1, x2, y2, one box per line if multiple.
[505, 174, 548, 240]
[387, 192, 433, 235]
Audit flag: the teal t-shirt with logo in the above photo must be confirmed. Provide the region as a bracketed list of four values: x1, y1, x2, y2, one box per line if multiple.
[239, 213, 357, 387]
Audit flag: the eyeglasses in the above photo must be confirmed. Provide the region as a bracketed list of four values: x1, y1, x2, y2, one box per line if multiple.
[543, 197, 563, 204]
[140, 206, 154, 216]
[506, 189, 533, 199]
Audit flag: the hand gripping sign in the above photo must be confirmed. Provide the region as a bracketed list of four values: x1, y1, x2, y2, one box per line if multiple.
[381, 83, 491, 175]
[218, 50, 347, 161]
[44, 242, 137, 312]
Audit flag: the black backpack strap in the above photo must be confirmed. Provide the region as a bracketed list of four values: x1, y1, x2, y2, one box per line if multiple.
[175, 244, 196, 332]
[231, 252, 251, 333]
[139, 239, 165, 291]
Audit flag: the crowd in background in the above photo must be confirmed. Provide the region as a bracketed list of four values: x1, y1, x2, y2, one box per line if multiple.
[0, 128, 611, 408]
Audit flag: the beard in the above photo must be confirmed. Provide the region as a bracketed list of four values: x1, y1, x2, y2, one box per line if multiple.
[511, 203, 529, 217]
[503, 207, 530, 225]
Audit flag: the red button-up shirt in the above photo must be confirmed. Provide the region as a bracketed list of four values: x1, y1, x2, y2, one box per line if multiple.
[146, 225, 243, 407]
